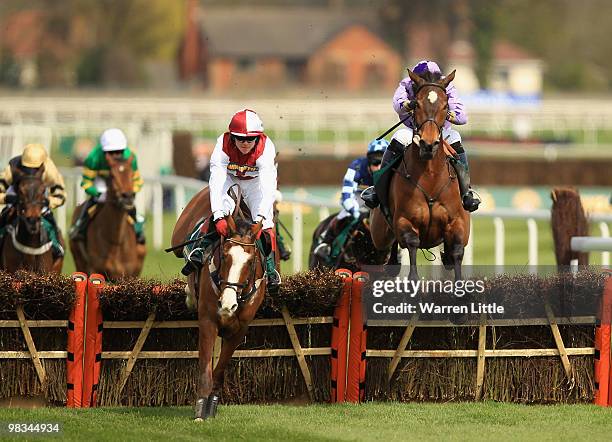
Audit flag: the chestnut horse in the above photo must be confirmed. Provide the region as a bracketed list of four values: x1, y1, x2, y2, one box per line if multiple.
[70, 153, 145, 279]
[171, 187, 267, 420]
[370, 69, 470, 280]
[1, 169, 63, 273]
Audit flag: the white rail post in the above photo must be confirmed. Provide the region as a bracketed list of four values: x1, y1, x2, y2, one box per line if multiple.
[600, 222, 610, 268]
[292, 203, 303, 273]
[152, 182, 163, 250]
[175, 184, 185, 220]
[493, 217, 505, 273]
[56, 204, 67, 236]
[527, 218, 538, 273]
[463, 221, 474, 266]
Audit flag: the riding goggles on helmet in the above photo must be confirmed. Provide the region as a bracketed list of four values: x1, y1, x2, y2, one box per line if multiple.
[233, 135, 258, 142]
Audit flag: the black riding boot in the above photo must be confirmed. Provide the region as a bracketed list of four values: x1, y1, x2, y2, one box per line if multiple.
[69, 198, 96, 241]
[450, 143, 481, 212]
[361, 139, 405, 209]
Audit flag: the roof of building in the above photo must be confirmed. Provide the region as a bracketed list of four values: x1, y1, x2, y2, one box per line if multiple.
[198, 7, 379, 58]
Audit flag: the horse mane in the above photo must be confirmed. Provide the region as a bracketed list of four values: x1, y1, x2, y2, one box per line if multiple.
[419, 71, 442, 83]
[233, 217, 255, 237]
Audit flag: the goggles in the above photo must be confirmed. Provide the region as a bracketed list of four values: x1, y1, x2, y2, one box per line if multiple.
[233, 135, 258, 142]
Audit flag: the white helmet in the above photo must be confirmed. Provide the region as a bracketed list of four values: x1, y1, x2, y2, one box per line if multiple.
[100, 128, 127, 152]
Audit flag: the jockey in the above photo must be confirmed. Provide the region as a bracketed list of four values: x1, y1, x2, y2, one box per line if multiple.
[184, 109, 281, 293]
[313, 138, 389, 260]
[0, 143, 66, 258]
[69, 128, 145, 243]
[363, 60, 480, 212]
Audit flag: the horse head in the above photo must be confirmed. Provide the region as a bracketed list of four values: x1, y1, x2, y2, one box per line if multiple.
[105, 153, 135, 211]
[407, 68, 456, 160]
[15, 167, 47, 235]
[217, 215, 263, 317]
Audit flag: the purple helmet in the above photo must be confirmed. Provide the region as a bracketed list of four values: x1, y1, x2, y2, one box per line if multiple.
[412, 60, 441, 75]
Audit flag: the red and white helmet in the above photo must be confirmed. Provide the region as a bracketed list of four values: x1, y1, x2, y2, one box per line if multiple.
[229, 109, 264, 137]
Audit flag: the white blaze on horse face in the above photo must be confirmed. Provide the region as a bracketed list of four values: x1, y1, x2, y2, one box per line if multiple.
[427, 90, 438, 104]
[219, 245, 250, 314]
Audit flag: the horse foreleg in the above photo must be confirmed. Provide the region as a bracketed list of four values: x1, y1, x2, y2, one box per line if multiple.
[444, 220, 467, 281]
[196, 319, 218, 421]
[399, 229, 419, 280]
[207, 326, 249, 418]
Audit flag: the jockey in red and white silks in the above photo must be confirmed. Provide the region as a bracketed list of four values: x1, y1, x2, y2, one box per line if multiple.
[209, 109, 277, 230]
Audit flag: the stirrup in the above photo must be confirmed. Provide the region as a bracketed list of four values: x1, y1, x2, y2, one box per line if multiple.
[360, 186, 379, 209]
[313, 243, 331, 259]
[462, 192, 481, 213]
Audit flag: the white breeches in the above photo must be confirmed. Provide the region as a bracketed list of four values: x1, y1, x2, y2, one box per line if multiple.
[218, 176, 274, 229]
[392, 126, 462, 147]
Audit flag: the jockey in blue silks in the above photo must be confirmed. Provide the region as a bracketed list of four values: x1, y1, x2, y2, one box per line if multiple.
[313, 139, 389, 260]
[362, 60, 480, 212]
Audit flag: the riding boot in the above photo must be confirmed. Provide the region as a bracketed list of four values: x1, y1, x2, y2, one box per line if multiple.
[128, 207, 146, 244]
[313, 217, 340, 260]
[265, 252, 281, 295]
[313, 215, 353, 260]
[262, 229, 281, 295]
[277, 232, 291, 261]
[450, 143, 481, 213]
[181, 221, 219, 277]
[362, 139, 405, 209]
[42, 210, 64, 259]
[69, 198, 96, 241]
[275, 221, 291, 261]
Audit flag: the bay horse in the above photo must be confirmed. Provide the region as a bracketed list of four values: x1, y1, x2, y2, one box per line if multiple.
[70, 153, 145, 279]
[309, 211, 389, 272]
[0, 168, 63, 273]
[370, 69, 470, 280]
[170, 187, 267, 420]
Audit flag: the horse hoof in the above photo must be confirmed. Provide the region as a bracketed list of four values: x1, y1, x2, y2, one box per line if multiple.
[195, 397, 207, 420]
[206, 394, 220, 418]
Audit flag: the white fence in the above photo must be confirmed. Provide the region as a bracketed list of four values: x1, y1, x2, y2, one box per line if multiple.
[2, 97, 612, 160]
[56, 169, 612, 272]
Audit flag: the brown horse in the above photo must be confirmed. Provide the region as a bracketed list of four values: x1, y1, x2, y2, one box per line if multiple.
[370, 69, 470, 280]
[0, 169, 63, 273]
[70, 153, 145, 279]
[171, 189, 266, 420]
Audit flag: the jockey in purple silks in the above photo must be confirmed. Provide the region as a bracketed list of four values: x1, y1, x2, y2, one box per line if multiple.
[362, 60, 480, 212]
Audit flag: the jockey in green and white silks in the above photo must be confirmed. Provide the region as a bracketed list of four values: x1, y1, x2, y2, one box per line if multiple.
[69, 128, 145, 243]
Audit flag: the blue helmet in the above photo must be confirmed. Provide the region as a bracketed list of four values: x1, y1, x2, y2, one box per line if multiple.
[367, 139, 389, 156]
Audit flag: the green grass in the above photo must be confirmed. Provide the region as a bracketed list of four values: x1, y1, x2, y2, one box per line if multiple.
[1, 402, 612, 441]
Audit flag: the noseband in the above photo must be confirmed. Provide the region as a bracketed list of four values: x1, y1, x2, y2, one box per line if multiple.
[218, 237, 263, 304]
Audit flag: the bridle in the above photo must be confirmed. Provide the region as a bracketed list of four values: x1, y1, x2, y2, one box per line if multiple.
[217, 237, 264, 304]
[413, 82, 448, 144]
